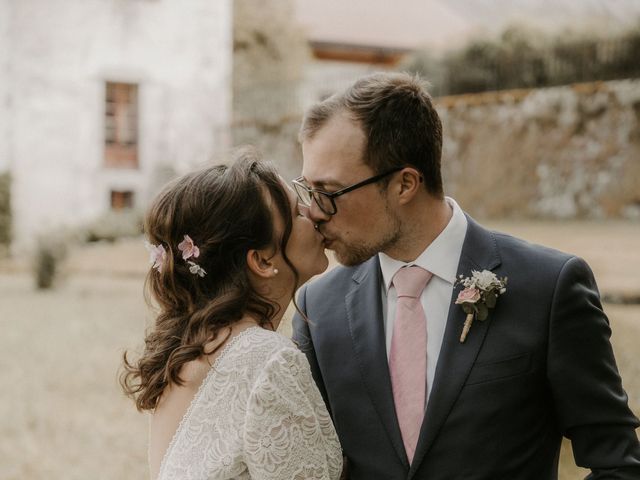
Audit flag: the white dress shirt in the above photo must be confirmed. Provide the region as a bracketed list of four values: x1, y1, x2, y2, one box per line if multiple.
[378, 197, 468, 404]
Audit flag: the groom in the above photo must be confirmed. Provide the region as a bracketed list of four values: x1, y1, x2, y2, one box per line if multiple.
[291, 72, 640, 479]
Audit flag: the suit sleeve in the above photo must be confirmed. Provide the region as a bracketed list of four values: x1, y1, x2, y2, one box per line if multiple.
[292, 284, 331, 415]
[547, 256, 640, 478]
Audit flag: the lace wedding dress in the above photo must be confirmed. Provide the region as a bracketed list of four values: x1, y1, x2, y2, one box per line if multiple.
[157, 327, 343, 480]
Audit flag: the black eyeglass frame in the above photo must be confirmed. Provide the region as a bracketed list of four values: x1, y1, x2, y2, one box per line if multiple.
[292, 167, 405, 216]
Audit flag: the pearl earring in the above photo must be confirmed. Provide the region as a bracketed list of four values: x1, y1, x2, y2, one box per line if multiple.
[273, 268, 279, 275]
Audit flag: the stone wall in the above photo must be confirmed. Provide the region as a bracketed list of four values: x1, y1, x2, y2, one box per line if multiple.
[232, 0, 309, 181]
[437, 80, 640, 219]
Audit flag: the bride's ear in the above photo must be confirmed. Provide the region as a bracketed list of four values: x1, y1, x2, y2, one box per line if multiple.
[246, 249, 279, 279]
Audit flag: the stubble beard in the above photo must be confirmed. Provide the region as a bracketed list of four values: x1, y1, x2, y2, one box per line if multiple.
[332, 212, 402, 267]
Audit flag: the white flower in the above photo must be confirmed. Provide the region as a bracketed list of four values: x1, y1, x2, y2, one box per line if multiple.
[471, 269, 500, 290]
[187, 261, 206, 277]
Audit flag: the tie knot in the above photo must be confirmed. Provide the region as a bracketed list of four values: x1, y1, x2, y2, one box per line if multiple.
[392, 266, 432, 299]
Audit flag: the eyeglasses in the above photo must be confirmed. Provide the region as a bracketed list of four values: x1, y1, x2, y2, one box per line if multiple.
[292, 167, 404, 216]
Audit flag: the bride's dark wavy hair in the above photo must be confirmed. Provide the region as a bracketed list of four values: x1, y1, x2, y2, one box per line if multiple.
[120, 149, 299, 411]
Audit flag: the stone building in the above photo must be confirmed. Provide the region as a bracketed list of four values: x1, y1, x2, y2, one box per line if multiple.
[231, 0, 309, 181]
[0, 0, 232, 248]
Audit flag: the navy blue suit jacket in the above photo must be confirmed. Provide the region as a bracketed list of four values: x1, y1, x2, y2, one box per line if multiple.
[292, 216, 640, 479]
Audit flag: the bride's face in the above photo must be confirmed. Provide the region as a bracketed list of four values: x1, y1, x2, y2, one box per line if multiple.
[278, 185, 329, 286]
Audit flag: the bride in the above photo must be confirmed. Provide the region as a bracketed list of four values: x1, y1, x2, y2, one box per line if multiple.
[121, 149, 343, 479]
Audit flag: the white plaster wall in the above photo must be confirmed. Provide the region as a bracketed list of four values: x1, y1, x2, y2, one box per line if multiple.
[8, 0, 232, 246]
[0, 0, 10, 173]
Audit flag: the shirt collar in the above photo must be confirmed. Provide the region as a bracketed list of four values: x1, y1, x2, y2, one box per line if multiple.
[379, 197, 468, 293]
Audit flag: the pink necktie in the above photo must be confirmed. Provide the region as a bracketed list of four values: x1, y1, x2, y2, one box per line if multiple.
[389, 266, 432, 464]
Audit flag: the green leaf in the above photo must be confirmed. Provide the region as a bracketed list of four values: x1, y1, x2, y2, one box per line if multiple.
[477, 303, 489, 321]
[485, 292, 497, 308]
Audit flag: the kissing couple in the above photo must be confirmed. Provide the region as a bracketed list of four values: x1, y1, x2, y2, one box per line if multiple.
[122, 72, 640, 479]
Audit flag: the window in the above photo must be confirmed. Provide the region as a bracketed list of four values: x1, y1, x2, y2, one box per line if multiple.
[105, 82, 138, 168]
[110, 190, 135, 210]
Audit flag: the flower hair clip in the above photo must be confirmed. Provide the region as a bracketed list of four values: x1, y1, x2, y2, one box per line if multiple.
[144, 235, 207, 277]
[145, 241, 167, 273]
[178, 235, 199, 260]
[178, 235, 207, 277]
[187, 261, 206, 278]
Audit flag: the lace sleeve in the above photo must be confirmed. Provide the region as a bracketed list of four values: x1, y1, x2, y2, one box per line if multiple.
[243, 346, 343, 480]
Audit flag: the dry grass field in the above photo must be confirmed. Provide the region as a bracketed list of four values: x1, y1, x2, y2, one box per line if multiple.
[0, 220, 638, 479]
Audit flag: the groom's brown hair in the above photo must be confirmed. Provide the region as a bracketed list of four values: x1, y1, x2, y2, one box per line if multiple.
[300, 72, 444, 198]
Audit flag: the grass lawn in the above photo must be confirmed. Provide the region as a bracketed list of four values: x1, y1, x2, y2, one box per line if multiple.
[1, 223, 638, 479]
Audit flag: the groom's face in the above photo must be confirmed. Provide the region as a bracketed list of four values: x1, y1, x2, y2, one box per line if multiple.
[301, 113, 401, 266]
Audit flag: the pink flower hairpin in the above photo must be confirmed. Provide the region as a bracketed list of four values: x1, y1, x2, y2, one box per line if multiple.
[144, 241, 167, 273]
[177, 235, 200, 260]
[178, 235, 206, 277]
[145, 235, 206, 277]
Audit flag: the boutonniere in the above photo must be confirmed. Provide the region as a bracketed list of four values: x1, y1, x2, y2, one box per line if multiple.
[455, 270, 507, 343]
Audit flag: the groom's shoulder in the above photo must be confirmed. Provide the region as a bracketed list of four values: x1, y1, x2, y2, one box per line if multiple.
[464, 214, 566, 257]
[482, 222, 576, 269]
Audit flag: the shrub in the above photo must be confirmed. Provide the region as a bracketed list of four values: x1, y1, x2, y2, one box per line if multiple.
[0, 172, 11, 246]
[403, 19, 640, 96]
[85, 209, 143, 243]
[33, 235, 68, 290]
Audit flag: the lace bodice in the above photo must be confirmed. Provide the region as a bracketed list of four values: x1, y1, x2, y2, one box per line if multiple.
[157, 327, 343, 480]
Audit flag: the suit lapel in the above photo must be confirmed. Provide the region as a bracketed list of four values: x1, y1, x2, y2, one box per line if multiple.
[344, 256, 409, 468]
[409, 216, 501, 478]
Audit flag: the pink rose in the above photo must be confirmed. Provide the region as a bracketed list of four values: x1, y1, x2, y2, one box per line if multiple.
[178, 235, 200, 260]
[455, 287, 481, 305]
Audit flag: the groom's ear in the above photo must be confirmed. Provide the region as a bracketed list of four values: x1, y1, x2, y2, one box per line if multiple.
[246, 249, 278, 279]
[396, 167, 422, 205]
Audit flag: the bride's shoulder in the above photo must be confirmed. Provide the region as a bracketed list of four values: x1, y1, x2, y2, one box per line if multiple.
[237, 328, 307, 373]
[242, 327, 297, 357]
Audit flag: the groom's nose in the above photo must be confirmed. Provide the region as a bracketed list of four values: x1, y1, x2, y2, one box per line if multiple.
[307, 197, 331, 223]
[298, 203, 311, 218]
